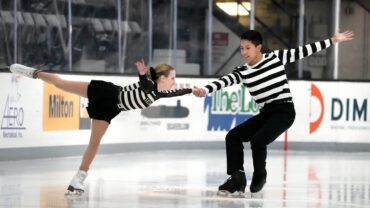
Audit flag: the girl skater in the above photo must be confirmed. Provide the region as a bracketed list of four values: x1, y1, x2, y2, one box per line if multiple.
[10, 60, 194, 194]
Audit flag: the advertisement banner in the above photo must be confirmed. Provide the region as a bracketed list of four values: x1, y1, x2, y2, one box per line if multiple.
[42, 83, 91, 131]
[43, 83, 80, 131]
[1, 72, 370, 149]
[0, 73, 43, 147]
[306, 81, 370, 142]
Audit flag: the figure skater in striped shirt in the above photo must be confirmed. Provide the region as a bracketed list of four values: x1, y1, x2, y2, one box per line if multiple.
[10, 60, 193, 195]
[193, 30, 354, 195]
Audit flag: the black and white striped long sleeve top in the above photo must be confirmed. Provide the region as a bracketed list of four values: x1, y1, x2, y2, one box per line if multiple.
[203, 39, 333, 109]
[117, 75, 192, 111]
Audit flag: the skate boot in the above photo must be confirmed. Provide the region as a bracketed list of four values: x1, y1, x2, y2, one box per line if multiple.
[10, 63, 42, 79]
[250, 170, 267, 193]
[217, 170, 246, 197]
[65, 170, 88, 195]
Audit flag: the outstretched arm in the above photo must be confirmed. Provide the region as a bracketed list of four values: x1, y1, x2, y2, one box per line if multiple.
[273, 30, 354, 65]
[135, 58, 148, 75]
[193, 87, 207, 97]
[135, 59, 155, 93]
[331, 30, 354, 44]
[194, 67, 243, 97]
[157, 88, 193, 98]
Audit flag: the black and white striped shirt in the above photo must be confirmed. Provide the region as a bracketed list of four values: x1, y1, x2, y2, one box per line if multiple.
[203, 39, 333, 109]
[117, 75, 192, 111]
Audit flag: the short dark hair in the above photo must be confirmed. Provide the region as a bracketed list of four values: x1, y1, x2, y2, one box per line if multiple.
[240, 30, 263, 46]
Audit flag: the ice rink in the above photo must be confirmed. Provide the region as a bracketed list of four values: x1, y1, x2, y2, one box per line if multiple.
[0, 149, 369, 208]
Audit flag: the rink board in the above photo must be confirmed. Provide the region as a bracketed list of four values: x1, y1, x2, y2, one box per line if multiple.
[1, 73, 370, 149]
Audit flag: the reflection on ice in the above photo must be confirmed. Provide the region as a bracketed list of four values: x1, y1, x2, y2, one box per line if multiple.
[0, 150, 369, 208]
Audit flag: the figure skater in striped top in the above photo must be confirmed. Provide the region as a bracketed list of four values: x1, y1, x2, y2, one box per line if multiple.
[10, 60, 193, 195]
[193, 30, 354, 195]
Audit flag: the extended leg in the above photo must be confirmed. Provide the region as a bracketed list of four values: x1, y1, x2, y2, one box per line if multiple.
[79, 119, 110, 171]
[10, 63, 89, 98]
[66, 119, 109, 194]
[36, 71, 89, 98]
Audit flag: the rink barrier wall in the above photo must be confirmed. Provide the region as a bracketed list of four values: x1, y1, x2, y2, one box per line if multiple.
[1, 73, 370, 160]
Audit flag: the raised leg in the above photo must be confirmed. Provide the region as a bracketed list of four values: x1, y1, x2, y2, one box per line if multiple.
[36, 71, 89, 98]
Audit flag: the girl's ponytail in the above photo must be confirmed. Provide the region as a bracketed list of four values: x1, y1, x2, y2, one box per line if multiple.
[149, 67, 157, 81]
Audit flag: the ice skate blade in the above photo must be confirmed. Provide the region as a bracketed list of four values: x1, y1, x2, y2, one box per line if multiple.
[248, 191, 264, 199]
[217, 190, 245, 198]
[65, 190, 84, 196]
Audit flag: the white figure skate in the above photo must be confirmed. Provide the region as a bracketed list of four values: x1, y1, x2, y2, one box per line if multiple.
[65, 170, 88, 195]
[9, 63, 41, 79]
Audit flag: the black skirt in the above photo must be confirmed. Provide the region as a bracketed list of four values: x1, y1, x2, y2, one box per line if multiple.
[86, 80, 122, 123]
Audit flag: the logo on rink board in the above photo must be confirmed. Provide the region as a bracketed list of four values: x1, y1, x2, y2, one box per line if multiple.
[43, 83, 90, 131]
[1, 95, 26, 138]
[1, 75, 26, 138]
[310, 82, 369, 134]
[310, 83, 324, 134]
[204, 85, 258, 131]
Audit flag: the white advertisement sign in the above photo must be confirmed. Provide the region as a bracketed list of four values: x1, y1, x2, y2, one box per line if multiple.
[1, 72, 369, 149]
[305, 81, 370, 142]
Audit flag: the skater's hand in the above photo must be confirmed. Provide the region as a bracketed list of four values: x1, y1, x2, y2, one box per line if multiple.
[192, 86, 206, 97]
[135, 59, 147, 75]
[331, 30, 354, 44]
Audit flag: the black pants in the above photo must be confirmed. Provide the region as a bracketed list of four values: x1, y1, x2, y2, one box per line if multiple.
[225, 102, 296, 175]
